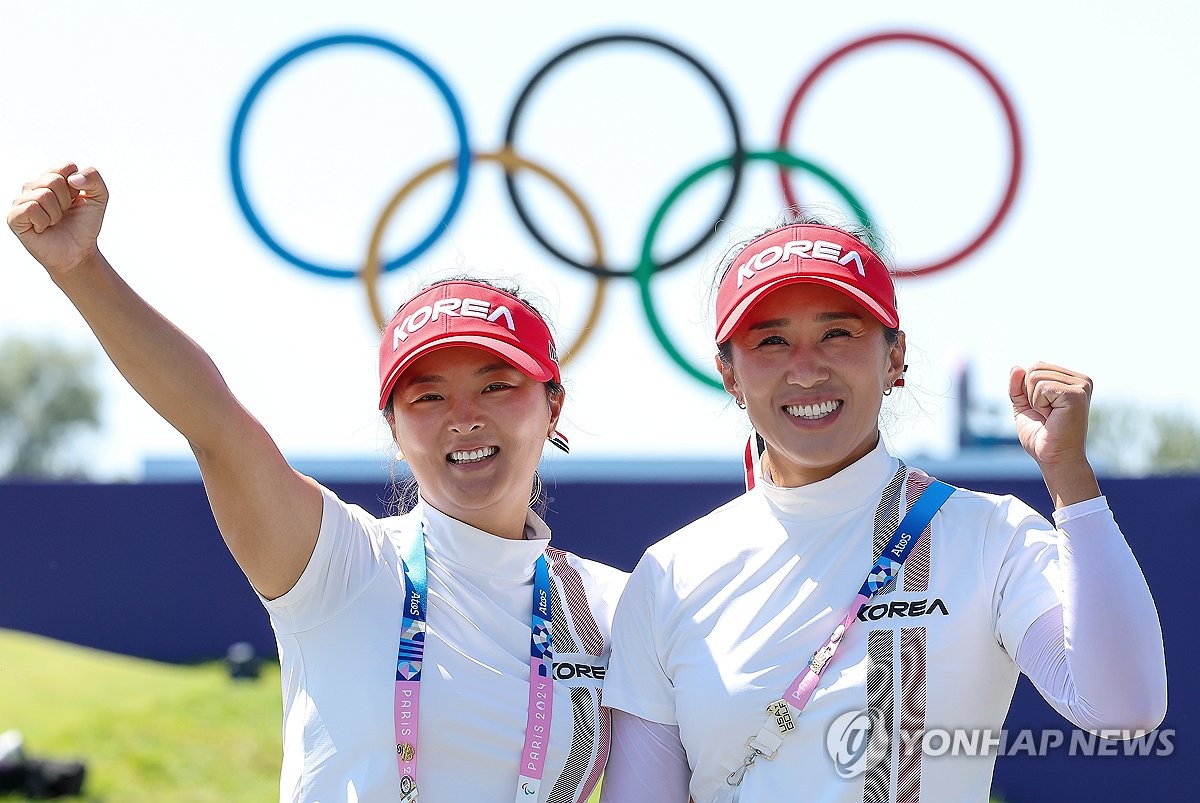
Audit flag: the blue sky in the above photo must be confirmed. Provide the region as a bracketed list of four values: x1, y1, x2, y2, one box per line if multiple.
[2, 0, 1196, 479]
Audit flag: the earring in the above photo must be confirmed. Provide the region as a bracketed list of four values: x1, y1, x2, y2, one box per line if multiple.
[735, 397, 747, 409]
[883, 388, 893, 397]
[395, 449, 405, 461]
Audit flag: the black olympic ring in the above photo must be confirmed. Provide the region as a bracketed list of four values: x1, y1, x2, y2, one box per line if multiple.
[502, 33, 746, 279]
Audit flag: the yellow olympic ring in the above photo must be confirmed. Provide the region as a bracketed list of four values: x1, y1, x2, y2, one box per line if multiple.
[363, 149, 608, 368]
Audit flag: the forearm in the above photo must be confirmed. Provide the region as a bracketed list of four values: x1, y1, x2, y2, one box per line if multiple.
[1039, 460, 1102, 510]
[54, 250, 247, 453]
[1017, 499, 1166, 733]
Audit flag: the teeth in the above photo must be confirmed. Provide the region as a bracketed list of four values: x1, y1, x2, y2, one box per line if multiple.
[448, 446, 498, 464]
[784, 400, 841, 419]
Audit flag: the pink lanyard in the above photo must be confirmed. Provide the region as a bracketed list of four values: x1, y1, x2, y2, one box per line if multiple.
[395, 523, 554, 802]
[724, 480, 954, 793]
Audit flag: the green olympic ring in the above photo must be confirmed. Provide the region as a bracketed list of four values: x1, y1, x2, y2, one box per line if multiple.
[635, 150, 873, 390]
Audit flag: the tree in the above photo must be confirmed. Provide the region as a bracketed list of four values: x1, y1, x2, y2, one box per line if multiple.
[0, 337, 101, 479]
[1087, 402, 1200, 476]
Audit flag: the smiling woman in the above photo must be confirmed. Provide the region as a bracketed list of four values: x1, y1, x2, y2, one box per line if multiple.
[715, 282, 904, 487]
[6, 165, 627, 803]
[379, 280, 569, 535]
[599, 212, 1168, 803]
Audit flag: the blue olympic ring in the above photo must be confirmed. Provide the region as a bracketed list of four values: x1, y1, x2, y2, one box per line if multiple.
[229, 33, 471, 279]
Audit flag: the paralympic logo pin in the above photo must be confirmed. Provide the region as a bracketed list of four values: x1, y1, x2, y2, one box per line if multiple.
[230, 30, 1022, 391]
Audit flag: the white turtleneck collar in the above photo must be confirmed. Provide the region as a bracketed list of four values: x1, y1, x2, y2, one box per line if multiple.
[757, 437, 900, 523]
[414, 497, 551, 580]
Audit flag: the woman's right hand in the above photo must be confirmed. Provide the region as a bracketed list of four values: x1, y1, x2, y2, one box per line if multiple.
[8, 163, 108, 280]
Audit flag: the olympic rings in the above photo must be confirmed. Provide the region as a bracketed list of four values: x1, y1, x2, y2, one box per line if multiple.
[363, 149, 609, 368]
[635, 150, 873, 389]
[776, 31, 1023, 278]
[232, 29, 1024, 390]
[502, 33, 745, 279]
[229, 33, 471, 279]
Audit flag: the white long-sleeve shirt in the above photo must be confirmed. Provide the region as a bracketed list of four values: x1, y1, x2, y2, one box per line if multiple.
[601, 442, 1165, 803]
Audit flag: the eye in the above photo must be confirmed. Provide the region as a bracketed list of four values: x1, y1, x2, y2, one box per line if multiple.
[755, 334, 788, 348]
[822, 328, 852, 341]
[482, 381, 514, 393]
[413, 392, 443, 403]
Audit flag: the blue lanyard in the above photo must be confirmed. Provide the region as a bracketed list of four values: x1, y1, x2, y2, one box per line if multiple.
[394, 522, 555, 802]
[860, 479, 956, 597]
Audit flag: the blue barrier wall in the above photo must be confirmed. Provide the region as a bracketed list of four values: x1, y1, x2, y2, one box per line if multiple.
[1, 474, 1194, 800]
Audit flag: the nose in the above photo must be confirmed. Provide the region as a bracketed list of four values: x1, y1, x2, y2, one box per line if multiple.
[447, 396, 484, 434]
[785, 345, 829, 389]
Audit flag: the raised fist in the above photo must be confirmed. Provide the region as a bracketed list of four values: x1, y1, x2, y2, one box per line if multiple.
[8, 163, 109, 278]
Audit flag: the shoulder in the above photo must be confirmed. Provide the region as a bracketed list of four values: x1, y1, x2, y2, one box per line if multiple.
[318, 487, 423, 556]
[934, 483, 1046, 529]
[547, 548, 630, 606]
[317, 484, 383, 527]
[641, 489, 768, 567]
[926, 481, 1054, 555]
[620, 490, 772, 602]
[375, 507, 425, 550]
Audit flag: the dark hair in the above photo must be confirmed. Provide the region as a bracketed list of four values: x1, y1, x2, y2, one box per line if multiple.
[713, 209, 900, 367]
[380, 275, 563, 516]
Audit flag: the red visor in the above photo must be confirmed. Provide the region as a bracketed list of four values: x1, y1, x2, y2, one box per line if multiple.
[714, 225, 899, 343]
[378, 281, 561, 409]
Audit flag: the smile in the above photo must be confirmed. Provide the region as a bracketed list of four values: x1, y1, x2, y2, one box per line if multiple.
[784, 400, 842, 420]
[447, 446, 499, 464]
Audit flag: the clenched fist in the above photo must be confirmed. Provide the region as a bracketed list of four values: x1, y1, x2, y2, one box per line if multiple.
[1009, 362, 1100, 507]
[8, 163, 109, 279]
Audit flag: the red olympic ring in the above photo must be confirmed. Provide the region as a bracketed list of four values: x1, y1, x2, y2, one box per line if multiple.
[777, 31, 1023, 278]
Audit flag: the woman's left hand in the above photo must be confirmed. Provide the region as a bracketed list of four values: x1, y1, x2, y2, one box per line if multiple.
[1009, 363, 1101, 507]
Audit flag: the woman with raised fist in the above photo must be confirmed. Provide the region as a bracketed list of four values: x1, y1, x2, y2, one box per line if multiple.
[8, 164, 626, 803]
[600, 212, 1166, 803]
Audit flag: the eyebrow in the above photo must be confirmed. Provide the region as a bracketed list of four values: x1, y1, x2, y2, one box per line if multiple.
[401, 362, 515, 387]
[746, 311, 865, 331]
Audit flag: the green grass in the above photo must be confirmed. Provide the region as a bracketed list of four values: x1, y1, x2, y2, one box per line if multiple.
[0, 630, 605, 802]
[0, 629, 282, 802]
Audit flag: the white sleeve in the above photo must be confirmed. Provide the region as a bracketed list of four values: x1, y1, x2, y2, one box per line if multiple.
[259, 484, 388, 634]
[1014, 497, 1167, 735]
[599, 710, 691, 803]
[603, 553, 678, 725]
[989, 496, 1064, 657]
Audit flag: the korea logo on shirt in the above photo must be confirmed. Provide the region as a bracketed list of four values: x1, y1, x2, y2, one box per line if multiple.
[551, 652, 608, 690]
